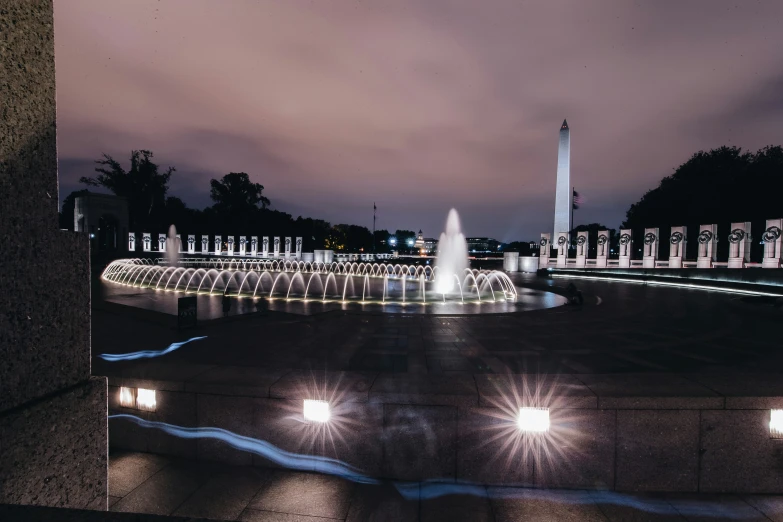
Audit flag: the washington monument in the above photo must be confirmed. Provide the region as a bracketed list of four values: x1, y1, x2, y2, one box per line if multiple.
[553, 119, 572, 236]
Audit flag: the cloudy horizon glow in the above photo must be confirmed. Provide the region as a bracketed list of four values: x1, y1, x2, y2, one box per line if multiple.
[54, 0, 783, 240]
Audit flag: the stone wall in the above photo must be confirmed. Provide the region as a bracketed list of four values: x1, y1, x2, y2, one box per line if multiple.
[0, 0, 107, 509]
[106, 367, 783, 493]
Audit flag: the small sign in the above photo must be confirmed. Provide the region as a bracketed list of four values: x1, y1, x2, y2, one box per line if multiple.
[178, 296, 197, 330]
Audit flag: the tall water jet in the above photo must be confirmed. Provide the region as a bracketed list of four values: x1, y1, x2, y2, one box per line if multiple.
[165, 224, 180, 266]
[434, 209, 468, 294]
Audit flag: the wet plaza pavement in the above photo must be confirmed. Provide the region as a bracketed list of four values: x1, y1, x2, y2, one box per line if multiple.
[107, 450, 783, 521]
[92, 275, 783, 520]
[93, 274, 783, 376]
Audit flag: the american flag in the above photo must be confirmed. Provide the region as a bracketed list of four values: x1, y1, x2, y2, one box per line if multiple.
[572, 189, 582, 210]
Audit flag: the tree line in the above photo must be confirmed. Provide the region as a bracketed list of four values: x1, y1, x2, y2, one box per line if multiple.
[59, 150, 419, 253]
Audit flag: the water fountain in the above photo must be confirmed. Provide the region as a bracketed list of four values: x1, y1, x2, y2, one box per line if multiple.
[434, 209, 468, 295]
[165, 224, 180, 266]
[102, 258, 518, 305]
[101, 211, 527, 311]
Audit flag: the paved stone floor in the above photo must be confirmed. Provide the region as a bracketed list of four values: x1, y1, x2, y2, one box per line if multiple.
[109, 450, 783, 521]
[94, 275, 783, 375]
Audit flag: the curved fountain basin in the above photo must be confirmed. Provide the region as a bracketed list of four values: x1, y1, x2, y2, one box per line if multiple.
[103, 258, 519, 306]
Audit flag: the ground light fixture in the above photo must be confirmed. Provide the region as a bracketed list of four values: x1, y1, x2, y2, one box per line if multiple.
[119, 387, 135, 408]
[518, 407, 550, 433]
[303, 399, 330, 423]
[136, 388, 157, 412]
[771, 410, 783, 439]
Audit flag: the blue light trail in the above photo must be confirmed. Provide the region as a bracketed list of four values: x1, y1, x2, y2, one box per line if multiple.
[98, 336, 207, 361]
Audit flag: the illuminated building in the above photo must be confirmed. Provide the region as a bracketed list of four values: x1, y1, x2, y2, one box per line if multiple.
[466, 237, 501, 253]
[414, 230, 425, 250]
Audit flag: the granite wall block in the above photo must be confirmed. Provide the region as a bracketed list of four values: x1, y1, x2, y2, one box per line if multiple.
[0, 377, 108, 509]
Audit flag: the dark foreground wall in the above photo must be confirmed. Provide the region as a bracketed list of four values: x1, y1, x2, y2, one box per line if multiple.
[106, 368, 783, 494]
[0, 0, 107, 509]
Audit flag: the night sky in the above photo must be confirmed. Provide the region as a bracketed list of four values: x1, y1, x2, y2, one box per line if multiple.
[54, 1, 783, 240]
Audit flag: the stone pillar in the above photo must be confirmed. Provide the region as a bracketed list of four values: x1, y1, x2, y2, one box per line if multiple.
[324, 249, 334, 263]
[250, 236, 258, 256]
[555, 232, 569, 267]
[642, 228, 659, 269]
[273, 237, 281, 257]
[575, 231, 588, 268]
[503, 252, 520, 272]
[539, 233, 551, 267]
[296, 237, 303, 259]
[727, 222, 751, 268]
[762, 219, 783, 269]
[519, 256, 540, 273]
[696, 225, 717, 268]
[239, 236, 247, 256]
[174, 233, 181, 253]
[128, 232, 136, 253]
[0, 0, 107, 509]
[158, 233, 166, 252]
[187, 234, 195, 254]
[200, 235, 209, 254]
[314, 250, 325, 264]
[618, 229, 632, 268]
[214, 235, 222, 255]
[262, 236, 269, 257]
[284, 237, 292, 258]
[668, 226, 686, 269]
[227, 236, 235, 256]
[302, 252, 314, 263]
[596, 230, 609, 268]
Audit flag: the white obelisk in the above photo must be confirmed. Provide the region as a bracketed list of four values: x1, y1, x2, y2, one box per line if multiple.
[553, 119, 572, 237]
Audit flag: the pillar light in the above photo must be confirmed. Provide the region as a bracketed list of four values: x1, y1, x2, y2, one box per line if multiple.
[303, 399, 330, 423]
[771, 409, 783, 439]
[518, 407, 550, 433]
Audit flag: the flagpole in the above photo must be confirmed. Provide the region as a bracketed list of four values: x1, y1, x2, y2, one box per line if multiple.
[373, 203, 376, 254]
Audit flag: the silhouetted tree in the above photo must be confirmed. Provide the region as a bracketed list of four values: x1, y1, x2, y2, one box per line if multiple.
[290, 217, 331, 252]
[622, 146, 783, 259]
[79, 150, 174, 230]
[373, 229, 391, 253]
[394, 229, 416, 253]
[324, 226, 347, 251]
[207, 172, 271, 233]
[209, 172, 270, 213]
[331, 224, 373, 252]
[572, 223, 617, 258]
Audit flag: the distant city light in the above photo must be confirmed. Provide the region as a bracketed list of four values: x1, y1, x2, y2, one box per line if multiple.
[771, 410, 783, 439]
[119, 387, 135, 408]
[136, 388, 157, 412]
[389, 237, 397, 246]
[518, 407, 549, 432]
[304, 399, 330, 423]
[407, 239, 414, 246]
